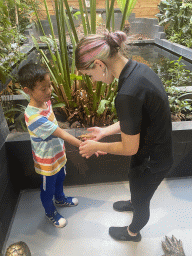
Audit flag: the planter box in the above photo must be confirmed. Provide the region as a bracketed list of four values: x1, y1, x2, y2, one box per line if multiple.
[5, 131, 131, 190]
[155, 38, 192, 63]
[5, 121, 192, 191]
[0, 105, 19, 253]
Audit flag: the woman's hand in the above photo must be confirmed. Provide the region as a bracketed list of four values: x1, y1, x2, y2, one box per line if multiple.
[80, 140, 99, 158]
[87, 127, 105, 141]
[95, 151, 107, 157]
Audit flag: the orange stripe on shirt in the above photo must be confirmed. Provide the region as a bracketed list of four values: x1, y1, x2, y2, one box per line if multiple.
[32, 150, 65, 164]
[34, 155, 66, 172]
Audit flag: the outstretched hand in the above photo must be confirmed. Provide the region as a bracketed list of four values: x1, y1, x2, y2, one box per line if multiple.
[79, 127, 106, 158]
[86, 127, 105, 141]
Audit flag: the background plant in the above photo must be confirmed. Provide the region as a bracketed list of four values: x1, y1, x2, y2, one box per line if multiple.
[0, 1, 23, 85]
[156, 0, 192, 48]
[153, 57, 192, 119]
[116, 0, 137, 30]
[0, 0, 38, 85]
[0, 0, 38, 131]
[156, 57, 192, 87]
[31, 0, 134, 127]
[6, 0, 39, 34]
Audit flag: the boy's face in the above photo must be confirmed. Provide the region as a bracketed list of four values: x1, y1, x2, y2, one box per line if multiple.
[24, 74, 52, 105]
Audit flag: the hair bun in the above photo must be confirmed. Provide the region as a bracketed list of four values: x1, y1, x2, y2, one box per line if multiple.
[105, 31, 127, 47]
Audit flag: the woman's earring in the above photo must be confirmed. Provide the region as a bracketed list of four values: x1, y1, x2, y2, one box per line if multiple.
[103, 67, 107, 77]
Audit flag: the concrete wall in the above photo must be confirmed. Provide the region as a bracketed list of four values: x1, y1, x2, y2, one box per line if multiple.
[128, 15, 166, 39]
[0, 104, 19, 253]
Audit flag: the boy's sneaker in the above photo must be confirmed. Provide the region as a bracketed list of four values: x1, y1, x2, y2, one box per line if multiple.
[46, 210, 67, 228]
[55, 197, 78, 207]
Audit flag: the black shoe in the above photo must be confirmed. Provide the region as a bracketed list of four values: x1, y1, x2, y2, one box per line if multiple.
[113, 200, 134, 212]
[109, 226, 141, 242]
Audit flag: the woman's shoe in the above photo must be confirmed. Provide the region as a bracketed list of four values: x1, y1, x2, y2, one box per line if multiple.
[109, 226, 141, 242]
[113, 200, 134, 212]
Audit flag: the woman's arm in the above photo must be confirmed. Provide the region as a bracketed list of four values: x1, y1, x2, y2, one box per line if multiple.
[79, 131, 140, 158]
[102, 121, 121, 136]
[87, 121, 121, 141]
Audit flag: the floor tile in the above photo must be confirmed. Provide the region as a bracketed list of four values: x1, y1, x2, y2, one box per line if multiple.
[3, 177, 192, 256]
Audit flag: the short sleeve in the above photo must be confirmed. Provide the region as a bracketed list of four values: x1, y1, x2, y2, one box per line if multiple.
[27, 115, 58, 140]
[115, 94, 143, 135]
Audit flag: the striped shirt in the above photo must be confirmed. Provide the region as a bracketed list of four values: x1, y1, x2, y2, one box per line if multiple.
[24, 100, 67, 176]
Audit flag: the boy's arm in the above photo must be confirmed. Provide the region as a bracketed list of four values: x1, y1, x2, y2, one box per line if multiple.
[52, 127, 81, 147]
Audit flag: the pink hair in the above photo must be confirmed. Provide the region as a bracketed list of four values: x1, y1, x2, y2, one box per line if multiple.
[75, 31, 127, 70]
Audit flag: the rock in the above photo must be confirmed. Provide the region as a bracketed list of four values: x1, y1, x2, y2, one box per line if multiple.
[57, 121, 70, 129]
[5, 241, 31, 256]
[171, 114, 181, 122]
[186, 114, 192, 121]
[10, 128, 17, 133]
[70, 121, 81, 128]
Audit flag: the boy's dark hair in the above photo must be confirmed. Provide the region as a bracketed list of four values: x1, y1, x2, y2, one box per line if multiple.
[18, 63, 49, 90]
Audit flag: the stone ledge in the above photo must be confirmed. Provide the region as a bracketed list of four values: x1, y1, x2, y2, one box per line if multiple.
[155, 38, 192, 62]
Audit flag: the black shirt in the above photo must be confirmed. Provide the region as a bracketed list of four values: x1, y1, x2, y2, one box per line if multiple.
[115, 59, 173, 172]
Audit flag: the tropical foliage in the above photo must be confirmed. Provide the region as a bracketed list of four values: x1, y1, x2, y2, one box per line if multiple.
[0, 0, 38, 85]
[31, 0, 135, 127]
[116, 0, 137, 30]
[156, 0, 192, 48]
[153, 57, 192, 119]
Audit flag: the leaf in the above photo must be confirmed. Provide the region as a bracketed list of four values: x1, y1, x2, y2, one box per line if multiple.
[70, 74, 83, 80]
[73, 11, 81, 19]
[52, 102, 66, 109]
[16, 89, 30, 102]
[97, 100, 110, 115]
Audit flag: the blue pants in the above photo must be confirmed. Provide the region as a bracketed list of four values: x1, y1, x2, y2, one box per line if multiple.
[40, 166, 66, 216]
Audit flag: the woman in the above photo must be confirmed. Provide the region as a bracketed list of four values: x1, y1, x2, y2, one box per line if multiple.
[75, 31, 173, 242]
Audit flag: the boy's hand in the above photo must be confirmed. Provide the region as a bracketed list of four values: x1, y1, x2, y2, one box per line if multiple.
[79, 140, 99, 159]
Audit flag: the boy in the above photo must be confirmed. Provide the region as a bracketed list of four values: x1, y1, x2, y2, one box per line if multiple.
[18, 63, 81, 228]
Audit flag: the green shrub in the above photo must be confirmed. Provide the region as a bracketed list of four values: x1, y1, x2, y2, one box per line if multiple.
[156, 0, 192, 48]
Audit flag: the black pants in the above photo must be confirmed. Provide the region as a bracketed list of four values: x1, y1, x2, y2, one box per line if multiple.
[128, 165, 171, 233]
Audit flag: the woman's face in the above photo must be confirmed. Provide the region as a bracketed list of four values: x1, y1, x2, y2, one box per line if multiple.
[80, 60, 114, 84]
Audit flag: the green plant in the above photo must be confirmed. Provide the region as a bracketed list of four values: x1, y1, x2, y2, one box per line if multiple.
[156, 0, 192, 48]
[153, 57, 192, 118]
[0, 0, 38, 85]
[1, 89, 29, 131]
[6, 0, 38, 34]
[0, 1, 21, 83]
[116, 0, 137, 30]
[166, 86, 192, 118]
[159, 57, 192, 88]
[30, 0, 134, 127]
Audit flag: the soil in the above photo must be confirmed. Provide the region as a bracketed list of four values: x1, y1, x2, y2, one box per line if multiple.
[66, 23, 150, 43]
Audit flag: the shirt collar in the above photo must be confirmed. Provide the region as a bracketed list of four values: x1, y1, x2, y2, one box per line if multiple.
[118, 59, 137, 91]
